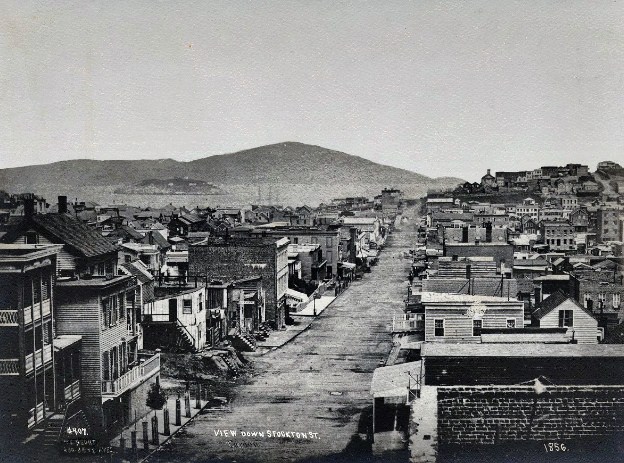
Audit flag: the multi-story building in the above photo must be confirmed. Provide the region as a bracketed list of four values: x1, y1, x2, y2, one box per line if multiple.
[2, 212, 119, 279]
[189, 237, 290, 328]
[597, 207, 624, 243]
[2, 212, 160, 439]
[540, 221, 577, 252]
[251, 226, 341, 279]
[55, 274, 159, 438]
[515, 199, 540, 221]
[142, 285, 207, 352]
[0, 244, 82, 443]
[288, 243, 326, 284]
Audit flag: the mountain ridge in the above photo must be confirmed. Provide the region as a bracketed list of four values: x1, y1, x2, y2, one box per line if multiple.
[0, 142, 463, 205]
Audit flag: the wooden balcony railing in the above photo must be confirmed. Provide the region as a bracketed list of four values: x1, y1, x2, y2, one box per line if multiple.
[0, 310, 18, 326]
[0, 359, 19, 375]
[25, 344, 53, 374]
[392, 317, 425, 332]
[64, 380, 81, 401]
[24, 299, 51, 325]
[102, 351, 160, 397]
[28, 402, 45, 428]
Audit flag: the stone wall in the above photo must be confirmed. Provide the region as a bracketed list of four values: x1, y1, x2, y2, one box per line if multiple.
[437, 385, 624, 445]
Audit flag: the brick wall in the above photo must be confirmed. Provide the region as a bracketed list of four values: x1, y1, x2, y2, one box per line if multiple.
[189, 243, 281, 325]
[437, 385, 624, 445]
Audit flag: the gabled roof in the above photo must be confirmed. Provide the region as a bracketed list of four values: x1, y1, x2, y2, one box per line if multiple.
[592, 259, 619, 271]
[140, 231, 171, 250]
[120, 260, 154, 284]
[532, 291, 595, 320]
[2, 214, 118, 258]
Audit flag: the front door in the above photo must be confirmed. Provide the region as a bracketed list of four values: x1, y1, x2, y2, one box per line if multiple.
[169, 299, 178, 322]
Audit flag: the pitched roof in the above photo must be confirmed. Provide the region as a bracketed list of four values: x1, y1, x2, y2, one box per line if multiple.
[140, 231, 171, 250]
[120, 260, 154, 284]
[2, 214, 118, 258]
[532, 291, 595, 320]
[106, 225, 144, 241]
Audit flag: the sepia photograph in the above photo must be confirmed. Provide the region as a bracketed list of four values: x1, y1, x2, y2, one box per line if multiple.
[1, 1, 623, 462]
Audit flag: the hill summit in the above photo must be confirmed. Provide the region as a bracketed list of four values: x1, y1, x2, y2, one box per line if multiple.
[0, 142, 462, 206]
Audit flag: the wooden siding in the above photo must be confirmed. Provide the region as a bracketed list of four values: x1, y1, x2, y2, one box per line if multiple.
[425, 307, 524, 343]
[55, 293, 102, 401]
[538, 299, 598, 344]
[13, 231, 76, 272]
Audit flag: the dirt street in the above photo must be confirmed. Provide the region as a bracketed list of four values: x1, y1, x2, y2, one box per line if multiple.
[149, 214, 418, 463]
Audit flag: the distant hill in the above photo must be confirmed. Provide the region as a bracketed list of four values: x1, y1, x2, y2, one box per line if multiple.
[0, 142, 463, 206]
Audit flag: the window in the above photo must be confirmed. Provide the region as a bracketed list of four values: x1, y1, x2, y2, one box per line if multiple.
[102, 298, 109, 328]
[506, 319, 516, 328]
[558, 310, 573, 328]
[111, 296, 118, 325]
[183, 299, 193, 314]
[473, 319, 482, 337]
[118, 294, 125, 320]
[584, 294, 591, 308]
[293, 237, 298, 244]
[33, 276, 41, 304]
[25, 232, 38, 244]
[434, 319, 444, 337]
[614, 293, 621, 309]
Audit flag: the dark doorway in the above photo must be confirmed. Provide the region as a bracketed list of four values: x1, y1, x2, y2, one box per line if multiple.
[169, 299, 178, 322]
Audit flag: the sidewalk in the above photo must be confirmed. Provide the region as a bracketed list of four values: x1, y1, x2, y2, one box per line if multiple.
[254, 295, 338, 352]
[254, 317, 314, 350]
[108, 392, 214, 463]
[294, 295, 336, 316]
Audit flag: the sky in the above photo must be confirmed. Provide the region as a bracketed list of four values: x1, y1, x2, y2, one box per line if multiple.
[0, 0, 623, 181]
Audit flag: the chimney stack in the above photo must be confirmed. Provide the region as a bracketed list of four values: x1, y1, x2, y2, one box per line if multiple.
[58, 196, 68, 214]
[24, 197, 35, 217]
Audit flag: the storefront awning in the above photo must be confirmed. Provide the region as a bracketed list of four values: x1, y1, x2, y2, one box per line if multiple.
[339, 262, 356, 269]
[286, 288, 308, 303]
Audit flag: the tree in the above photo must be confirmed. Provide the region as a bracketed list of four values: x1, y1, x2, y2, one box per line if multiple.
[146, 381, 167, 410]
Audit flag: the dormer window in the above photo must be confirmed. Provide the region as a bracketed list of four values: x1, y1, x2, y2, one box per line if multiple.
[25, 232, 38, 244]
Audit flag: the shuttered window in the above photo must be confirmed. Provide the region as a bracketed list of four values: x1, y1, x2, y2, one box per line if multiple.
[102, 298, 109, 329]
[102, 352, 110, 381]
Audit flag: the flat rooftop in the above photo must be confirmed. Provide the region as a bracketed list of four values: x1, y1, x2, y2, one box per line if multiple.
[420, 292, 523, 304]
[56, 274, 133, 288]
[422, 343, 624, 358]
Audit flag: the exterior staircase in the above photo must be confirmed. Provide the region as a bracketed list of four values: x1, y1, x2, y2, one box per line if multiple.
[230, 332, 257, 352]
[40, 414, 64, 448]
[175, 321, 198, 353]
[220, 354, 239, 374]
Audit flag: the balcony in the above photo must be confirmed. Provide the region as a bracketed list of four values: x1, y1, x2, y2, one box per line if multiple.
[0, 310, 18, 326]
[24, 299, 51, 325]
[102, 351, 160, 397]
[25, 344, 53, 374]
[64, 380, 81, 401]
[27, 402, 45, 429]
[392, 316, 425, 333]
[0, 359, 19, 375]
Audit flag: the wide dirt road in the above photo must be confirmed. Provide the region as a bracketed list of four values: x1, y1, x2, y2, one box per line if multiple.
[150, 213, 417, 463]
